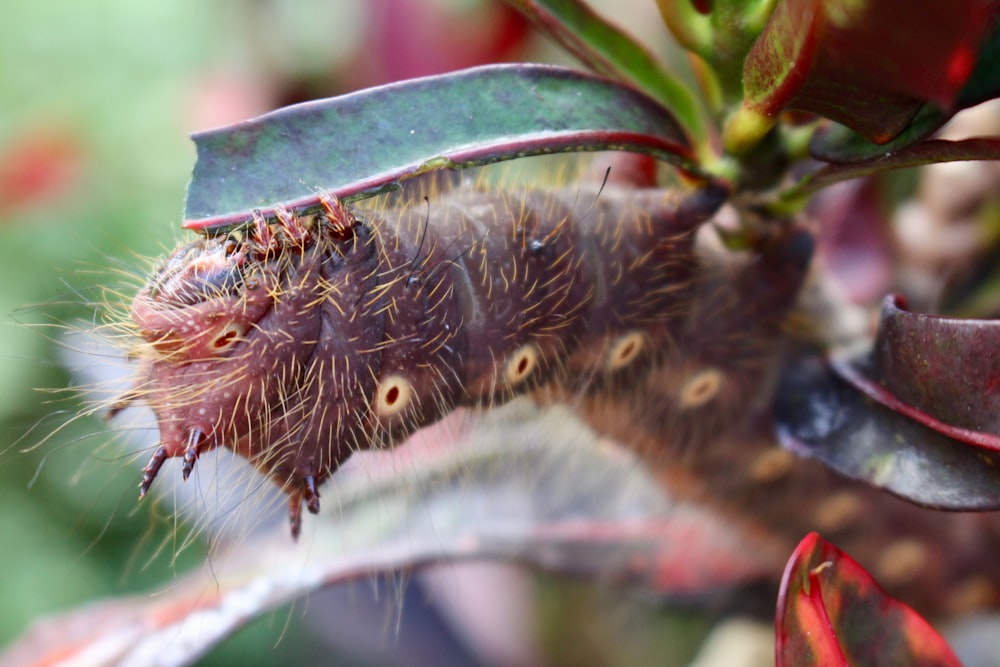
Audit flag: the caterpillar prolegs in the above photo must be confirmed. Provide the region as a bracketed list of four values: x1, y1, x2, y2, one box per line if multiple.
[113, 182, 727, 537]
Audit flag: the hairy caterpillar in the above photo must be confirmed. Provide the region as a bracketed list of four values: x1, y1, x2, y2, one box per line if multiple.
[112, 181, 726, 538]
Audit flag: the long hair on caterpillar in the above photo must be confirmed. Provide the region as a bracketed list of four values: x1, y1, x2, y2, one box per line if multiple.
[11, 281, 252, 566]
[18, 156, 813, 667]
[101, 155, 730, 541]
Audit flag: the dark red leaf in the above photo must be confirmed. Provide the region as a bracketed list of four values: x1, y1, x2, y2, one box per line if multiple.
[844, 294, 1000, 450]
[743, 0, 999, 144]
[777, 532, 962, 667]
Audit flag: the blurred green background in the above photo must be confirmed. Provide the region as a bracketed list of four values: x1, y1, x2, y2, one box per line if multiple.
[0, 0, 411, 661]
[0, 2, 295, 661]
[1, 0, 211, 640]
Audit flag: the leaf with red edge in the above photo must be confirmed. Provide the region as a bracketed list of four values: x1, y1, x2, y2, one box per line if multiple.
[183, 63, 701, 232]
[807, 16, 1000, 163]
[808, 107, 950, 165]
[742, 0, 999, 144]
[786, 136, 1000, 199]
[782, 289, 1000, 501]
[777, 532, 962, 667]
[844, 294, 1000, 447]
[1, 401, 786, 667]
[775, 352, 1000, 510]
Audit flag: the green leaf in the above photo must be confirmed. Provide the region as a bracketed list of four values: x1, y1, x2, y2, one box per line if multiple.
[657, 0, 776, 105]
[506, 0, 707, 142]
[184, 64, 698, 231]
[808, 107, 949, 164]
[777, 532, 962, 667]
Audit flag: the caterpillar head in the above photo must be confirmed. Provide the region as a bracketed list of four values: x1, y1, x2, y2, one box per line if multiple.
[115, 199, 379, 537]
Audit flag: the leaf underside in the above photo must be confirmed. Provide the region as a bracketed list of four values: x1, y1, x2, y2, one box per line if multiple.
[775, 353, 1000, 510]
[2, 401, 784, 667]
[183, 63, 697, 231]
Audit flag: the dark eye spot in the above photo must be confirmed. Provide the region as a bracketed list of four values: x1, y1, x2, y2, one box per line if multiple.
[606, 331, 645, 371]
[679, 368, 724, 408]
[214, 330, 239, 348]
[505, 344, 539, 385]
[376, 375, 413, 417]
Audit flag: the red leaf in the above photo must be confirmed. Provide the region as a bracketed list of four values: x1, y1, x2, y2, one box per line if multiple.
[777, 532, 962, 667]
[743, 0, 999, 143]
[832, 294, 1000, 452]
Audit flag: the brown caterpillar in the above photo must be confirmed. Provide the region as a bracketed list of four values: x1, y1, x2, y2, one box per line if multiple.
[112, 182, 726, 537]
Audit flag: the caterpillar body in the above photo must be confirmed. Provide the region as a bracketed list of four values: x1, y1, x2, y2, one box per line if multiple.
[114, 182, 726, 537]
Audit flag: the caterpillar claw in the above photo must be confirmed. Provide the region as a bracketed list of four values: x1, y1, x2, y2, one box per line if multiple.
[181, 429, 204, 481]
[138, 445, 169, 499]
[274, 204, 309, 245]
[317, 192, 357, 239]
[251, 209, 275, 252]
[285, 477, 321, 540]
[303, 474, 321, 515]
[288, 495, 303, 541]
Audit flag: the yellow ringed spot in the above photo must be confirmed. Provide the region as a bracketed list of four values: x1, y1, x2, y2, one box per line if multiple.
[376, 374, 414, 417]
[605, 331, 646, 371]
[504, 344, 540, 386]
[679, 367, 724, 408]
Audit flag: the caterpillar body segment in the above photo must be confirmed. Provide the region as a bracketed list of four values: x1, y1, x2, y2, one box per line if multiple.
[120, 182, 726, 537]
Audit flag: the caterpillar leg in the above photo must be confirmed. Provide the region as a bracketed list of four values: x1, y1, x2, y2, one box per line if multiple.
[138, 445, 168, 498]
[138, 429, 208, 499]
[181, 428, 205, 480]
[287, 474, 322, 540]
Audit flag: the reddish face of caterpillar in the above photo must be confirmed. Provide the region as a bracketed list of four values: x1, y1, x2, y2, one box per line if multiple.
[121, 201, 384, 537]
[117, 185, 723, 538]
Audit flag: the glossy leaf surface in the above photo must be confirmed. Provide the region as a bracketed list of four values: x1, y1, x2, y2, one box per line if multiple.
[864, 295, 1000, 444]
[776, 532, 962, 667]
[184, 64, 696, 231]
[775, 353, 1000, 509]
[806, 15, 1000, 163]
